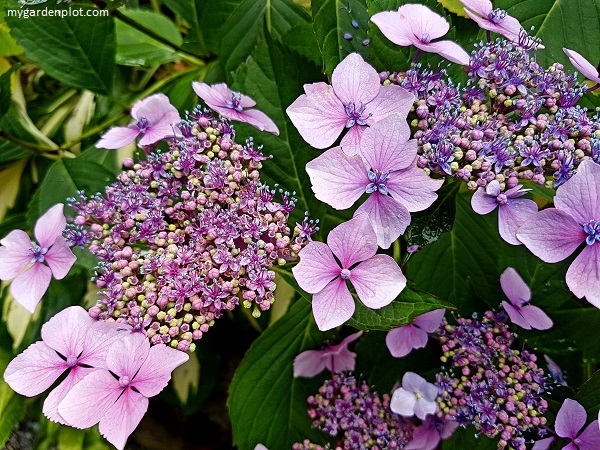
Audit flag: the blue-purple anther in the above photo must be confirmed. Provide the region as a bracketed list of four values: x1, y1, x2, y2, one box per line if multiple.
[226, 92, 243, 111]
[344, 102, 369, 128]
[488, 8, 507, 24]
[366, 169, 391, 195]
[136, 117, 149, 132]
[29, 243, 48, 263]
[584, 220, 600, 246]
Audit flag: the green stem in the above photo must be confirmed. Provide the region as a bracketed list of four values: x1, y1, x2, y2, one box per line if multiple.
[393, 239, 401, 262]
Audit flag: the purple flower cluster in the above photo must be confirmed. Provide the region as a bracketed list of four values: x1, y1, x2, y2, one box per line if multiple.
[435, 310, 550, 449]
[66, 108, 315, 352]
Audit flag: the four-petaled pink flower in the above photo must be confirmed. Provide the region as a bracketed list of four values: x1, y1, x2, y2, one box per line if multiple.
[292, 214, 406, 331]
[386, 309, 445, 358]
[0, 203, 76, 312]
[3, 306, 128, 423]
[293, 330, 363, 377]
[286, 53, 414, 154]
[500, 267, 553, 330]
[563, 48, 600, 87]
[306, 114, 443, 249]
[57, 332, 189, 450]
[517, 160, 600, 308]
[459, 0, 523, 41]
[97, 93, 181, 149]
[471, 180, 538, 246]
[193, 82, 279, 135]
[404, 415, 458, 450]
[554, 398, 600, 450]
[371, 4, 470, 66]
[390, 372, 438, 420]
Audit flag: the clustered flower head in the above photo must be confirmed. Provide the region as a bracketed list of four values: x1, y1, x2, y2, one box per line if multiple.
[66, 90, 315, 352]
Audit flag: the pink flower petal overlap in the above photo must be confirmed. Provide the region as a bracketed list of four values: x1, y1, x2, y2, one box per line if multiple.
[293, 331, 363, 377]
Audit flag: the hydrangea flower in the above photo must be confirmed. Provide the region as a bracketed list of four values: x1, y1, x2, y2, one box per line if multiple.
[517, 160, 600, 308]
[58, 332, 188, 450]
[459, 0, 523, 41]
[371, 4, 470, 65]
[563, 48, 600, 87]
[500, 267, 553, 330]
[286, 53, 414, 154]
[554, 398, 600, 450]
[390, 372, 437, 420]
[0, 203, 76, 312]
[193, 82, 279, 135]
[293, 331, 363, 377]
[405, 415, 458, 450]
[386, 309, 445, 358]
[471, 180, 538, 245]
[3, 306, 127, 423]
[97, 93, 181, 149]
[292, 214, 406, 331]
[305, 115, 443, 249]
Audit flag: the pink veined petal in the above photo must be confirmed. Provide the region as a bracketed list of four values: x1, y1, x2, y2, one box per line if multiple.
[324, 332, 363, 373]
[370, 10, 414, 46]
[192, 82, 231, 108]
[402, 371, 427, 393]
[98, 389, 149, 450]
[414, 40, 471, 66]
[354, 193, 411, 249]
[44, 237, 76, 280]
[340, 124, 366, 156]
[3, 341, 67, 396]
[517, 209, 586, 263]
[555, 398, 586, 439]
[327, 214, 378, 268]
[286, 84, 347, 149]
[414, 309, 446, 333]
[365, 85, 415, 125]
[311, 277, 355, 331]
[414, 396, 437, 420]
[554, 159, 600, 224]
[566, 244, 600, 308]
[138, 114, 181, 146]
[459, 0, 491, 16]
[390, 387, 417, 417]
[486, 180, 502, 196]
[386, 325, 428, 358]
[43, 366, 94, 424]
[561, 443, 578, 450]
[292, 242, 341, 294]
[397, 3, 450, 41]
[577, 420, 600, 450]
[351, 254, 406, 308]
[498, 198, 538, 246]
[502, 301, 532, 330]
[11, 263, 52, 313]
[133, 94, 180, 129]
[530, 437, 555, 450]
[57, 370, 123, 429]
[421, 380, 438, 402]
[106, 333, 150, 378]
[79, 321, 132, 369]
[500, 267, 531, 307]
[238, 108, 280, 135]
[359, 115, 415, 172]
[519, 305, 553, 330]
[293, 350, 329, 378]
[41, 306, 94, 357]
[387, 164, 444, 212]
[471, 187, 499, 215]
[305, 147, 368, 210]
[96, 126, 140, 149]
[331, 53, 381, 105]
[133, 344, 188, 397]
[404, 424, 441, 450]
[441, 421, 460, 439]
[34, 204, 67, 249]
[563, 48, 600, 84]
[0, 229, 33, 280]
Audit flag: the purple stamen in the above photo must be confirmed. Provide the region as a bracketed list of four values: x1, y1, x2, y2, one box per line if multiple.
[226, 93, 244, 111]
[340, 268, 351, 280]
[136, 117, 150, 132]
[488, 8, 507, 24]
[583, 220, 600, 246]
[66, 355, 78, 367]
[118, 375, 131, 388]
[29, 243, 48, 264]
[344, 102, 370, 128]
[366, 169, 391, 195]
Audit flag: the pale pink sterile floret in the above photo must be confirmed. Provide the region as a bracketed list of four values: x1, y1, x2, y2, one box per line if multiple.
[97, 93, 181, 149]
[286, 53, 414, 154]
[554, 398, 600, 450]
[293, 331, 363, 377]
[390, 371, 438, 420]
[3, 306, 129, 423]
[0, 203, 76, 312]
[306, 114, 443, 249]
[459, 0, 523, 41]
[404, 415, 458, 450]
[471, 180, 538, 246]
[563, 48, 600, 85]
[193, 82, 279, 135]
[386, 308, 445, 358]
[370, 4, 470, 66]
[516, 160, 600, 309]
[57, 332, 188, 450]
[500, 267, 553, 330]
[292, 214, 406, 331]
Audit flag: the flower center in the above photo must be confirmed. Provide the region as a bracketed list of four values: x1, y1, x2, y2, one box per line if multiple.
[421, 33, 431, 44]
[29, 243, 48, 264]
[583, 220, 600, 246]
[344, 102, 370, 128]
[226, 93, 244, 111]
[66, 355, 78, 367]
[340, 268, 351, 280]
[488, 8, 507, 24]
[118, 375, 131, 388]
[366, 169, 391, 195]
[495, 193, 508, 205]
[136, 117, 150, 132]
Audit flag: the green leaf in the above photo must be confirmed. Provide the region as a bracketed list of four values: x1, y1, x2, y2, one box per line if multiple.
[0, 382, 26, 448]
[0, 4, 22, 56]
[437, 0, 469, 18]
[228, 299, 333, 450]
[161, 0, 209, 54]
[574, 370, 600, 417]
[5, 4, 115, 95]
[280, 22, 322, 66]
[0, 138, 33, 166]
[0, 64, 14, 120]
[115, 10, 182, 66]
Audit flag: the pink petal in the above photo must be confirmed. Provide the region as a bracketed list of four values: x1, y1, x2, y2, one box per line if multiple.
[519, 305, 553, 330]
[414, 309, 446, 333]
[96, 126, 140, 149]
[131, 93, 176, 121]
[387, 165, 443, 212]
[351, 254, 406, 308]
[98, 389, 148, 450]
[500, 267, 531, 307]
[192, 82, 230, 108]
[415, 40, 471, 66]
[414, 396, 437, 420]
[327, 214, 377, 268]
[578, 420, 600, 450]
[359, 115, 416, 172]
[34, 204, 67, 249]
[138, 117, 180, 146]
[311, 277, 355, 331]
[404, 424, 441, 450]
[43, 366, 93, 424]
[3, 341, 66, 396]
[486, 180, 502, 196]
[391, 386, 417, 416]
[471, 187, 498, 215]
[386, 325, 428, 358]
[41, 306, 94, 357]
[502, 301, 532, 330]
[354, 194, 411, 249]
[106, 333, 149, 378]
[133, 344, 188, 397]
[331, 53, 380, 105]
[0, 229, 33, 280]
[555, 398, 586, 438]
[517, 209, 586, 263]
[555, 159, 600, 225]
[293, 350, 329, 377]
[566, 244, 600, 308]
[563, 48, 600, 84]
[397, 4, 450, 41]
[402, 371, 427, 393]
[324, 331, 363, 372]
[365, 85, 415, 125]
[459, 0, 491, 16]
[238, 108, 279, 135]
[370, 10, 414, 46]
[498, 198, 538, 245]
[340, 124, 365, 156]
[305, 147, 368, 209]
[44, 237, 76, 279]
[11, 263, 52, 313]
[286, 83, 347, 149]
[531, 437, 555, 450]
[292, 242, 341, 294]
[79, 321, 133, 368]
